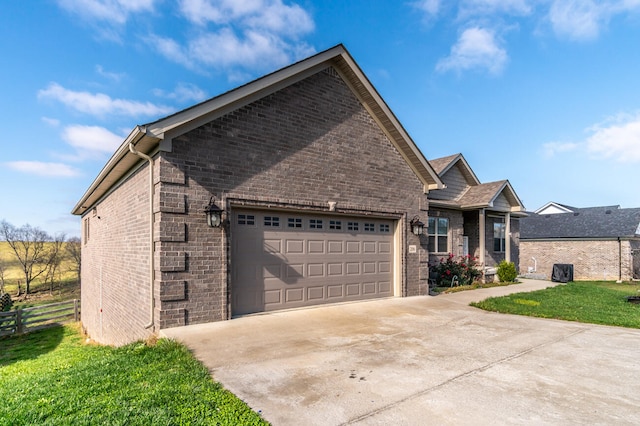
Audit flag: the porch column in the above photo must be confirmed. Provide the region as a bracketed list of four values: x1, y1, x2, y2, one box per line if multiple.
[505, 212, 511, 263]
[479, 208, 485, 267]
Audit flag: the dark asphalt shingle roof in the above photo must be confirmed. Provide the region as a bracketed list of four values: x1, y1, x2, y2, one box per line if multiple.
[521, 207, 640, 239]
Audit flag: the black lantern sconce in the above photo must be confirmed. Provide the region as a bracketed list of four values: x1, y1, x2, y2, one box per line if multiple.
[204, 196, 224, 228]
[410, 216, 425, 236]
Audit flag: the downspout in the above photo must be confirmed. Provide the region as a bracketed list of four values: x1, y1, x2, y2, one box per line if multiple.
[618, 237, 622, 283]
[128, 142, 155, 329]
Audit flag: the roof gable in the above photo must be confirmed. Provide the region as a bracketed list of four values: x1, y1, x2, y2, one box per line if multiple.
[458, 180, 525, 212]
[429, 153, 480, 186]
[72, 45, 444, 215]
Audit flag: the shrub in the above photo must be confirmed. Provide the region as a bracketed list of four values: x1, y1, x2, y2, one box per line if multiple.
[497, 260, 518, 282]
[433, 253, 482, 287]
[0, 292, 12, 311]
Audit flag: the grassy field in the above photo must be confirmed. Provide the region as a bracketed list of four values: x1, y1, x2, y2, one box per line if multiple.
[471, 281, 640, 328]
[1, 241, 80, 307]
[0, 324, 268, 425]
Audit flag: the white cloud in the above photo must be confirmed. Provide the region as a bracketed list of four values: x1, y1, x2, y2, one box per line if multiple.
[5, 161, 81, 177]
[179, 0, 314, 34]
[436, 27, 508, 75]
[542, 141, 580, 158]
[458, 0, 532, 18]
[412, 0, 441, 17]
[153, 83, 207, 103]
[62, 125, 123, 154]
[147, 0, 315, 77]
[57, 0, 155, 24]
[96, 65, 126, 82]
[548, 0, 640, 41]
[586, 113, 640, 163]
[548, 0, 603, 40]
[42, 117, 61, 127]
[38, 83, 173, 118]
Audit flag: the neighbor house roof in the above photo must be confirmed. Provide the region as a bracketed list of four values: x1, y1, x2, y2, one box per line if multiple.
[521, 207, 640, 239]
[72, 44, 444, 216]
[534, 201, 621, 215]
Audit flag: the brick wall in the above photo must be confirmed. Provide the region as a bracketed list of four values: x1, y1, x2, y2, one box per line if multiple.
[81, 164, 156, 346]
[519, 239, 636, 281]
[154, 67, 428, 333]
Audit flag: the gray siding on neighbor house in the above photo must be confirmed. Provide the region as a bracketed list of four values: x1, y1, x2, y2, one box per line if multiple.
[81, 66, 431, 345]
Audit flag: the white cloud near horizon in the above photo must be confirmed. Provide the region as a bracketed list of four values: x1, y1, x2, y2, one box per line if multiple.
[148, 0, 316, 77]
[5, 161, 81, 177]
[436, 27, 508, 75]
[543, 112, 640, 163]
[38, 83, 174, 118]
[586, 113, 640, 163]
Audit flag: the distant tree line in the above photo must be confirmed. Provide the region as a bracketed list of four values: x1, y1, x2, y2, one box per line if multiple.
[0, 220, 80, 296]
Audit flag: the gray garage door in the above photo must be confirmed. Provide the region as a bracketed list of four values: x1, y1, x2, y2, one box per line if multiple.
[232, 209, 395, 316]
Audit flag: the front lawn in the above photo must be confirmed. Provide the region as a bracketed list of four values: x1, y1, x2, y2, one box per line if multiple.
[471, 281, 640, 328]
[0, 325, 268, 425]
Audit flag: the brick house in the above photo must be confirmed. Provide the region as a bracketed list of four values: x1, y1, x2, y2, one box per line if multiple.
[427, 154, 527, 277]
[520, 204, 640, 281]
[72, 45, 446, 345]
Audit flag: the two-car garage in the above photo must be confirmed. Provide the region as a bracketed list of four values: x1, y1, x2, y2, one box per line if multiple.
[231, 209, 397, 315]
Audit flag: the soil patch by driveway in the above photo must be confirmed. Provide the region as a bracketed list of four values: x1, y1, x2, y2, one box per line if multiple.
[161, 280, 640, 425]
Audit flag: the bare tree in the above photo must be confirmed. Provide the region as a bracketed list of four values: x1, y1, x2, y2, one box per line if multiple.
[0, 220, 51, 295]
[65, 236, 81, 284]
[44, 233, 66, 293]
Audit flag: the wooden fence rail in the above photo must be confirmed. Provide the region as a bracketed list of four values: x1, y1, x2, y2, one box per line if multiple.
[0, 299, 80, 337]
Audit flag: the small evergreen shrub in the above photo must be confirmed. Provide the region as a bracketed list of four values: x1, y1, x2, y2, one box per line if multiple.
[497, 260, 518, 282]
[0, 292, 12, 311]
[433, 254, 482, 287]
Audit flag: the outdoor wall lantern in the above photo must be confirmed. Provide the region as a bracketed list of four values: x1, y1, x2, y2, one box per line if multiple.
[410, 216, 425, 236]
[205, 196, 224, 228]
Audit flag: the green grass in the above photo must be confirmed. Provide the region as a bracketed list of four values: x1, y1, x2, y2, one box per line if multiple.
[471, 281, 640, 328]
[0, 325, 268, 425]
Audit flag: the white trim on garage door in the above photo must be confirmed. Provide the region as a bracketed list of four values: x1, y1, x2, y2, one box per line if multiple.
[231, 209, 396, 316]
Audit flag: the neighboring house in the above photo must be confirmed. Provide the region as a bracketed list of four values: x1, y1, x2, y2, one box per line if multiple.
[520, 204, 640, 281]
[427, 154, 527, 277]
[72, 45, 446, 345]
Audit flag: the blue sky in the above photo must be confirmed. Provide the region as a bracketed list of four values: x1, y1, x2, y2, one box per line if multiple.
[2, 0, 640, 237]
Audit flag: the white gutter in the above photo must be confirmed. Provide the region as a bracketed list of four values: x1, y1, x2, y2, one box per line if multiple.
[128, 142, 155, 329]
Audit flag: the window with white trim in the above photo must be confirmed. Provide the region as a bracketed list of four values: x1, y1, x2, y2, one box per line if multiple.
[347, 222, 359, 231]
[494, 222, 506, 252]
[329, 220, 342, 230]
[427, 217, 448, 253]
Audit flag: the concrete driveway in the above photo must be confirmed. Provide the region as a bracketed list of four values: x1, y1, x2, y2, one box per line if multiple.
[161, 279, 640, 425]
